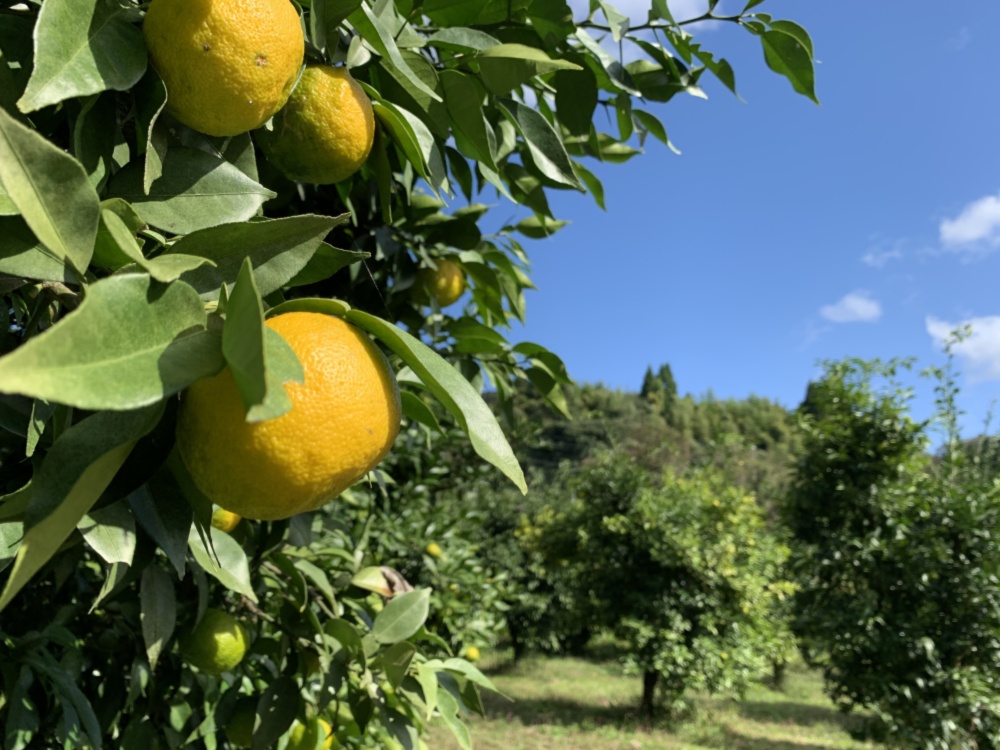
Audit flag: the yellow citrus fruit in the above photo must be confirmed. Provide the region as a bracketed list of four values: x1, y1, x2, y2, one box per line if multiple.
[425, 542, 442, 558]
[464, 646, 481, 662]
[257, 65, 375, 184]
[143, 0, 304, 136]
[225, 698, 257, 748]
[210, 508, 241, 533]
[176, 312, 401, 521]
[422, 259, 465, 306]
[181, 609, 249, 675]
[287, 718, 335, 750]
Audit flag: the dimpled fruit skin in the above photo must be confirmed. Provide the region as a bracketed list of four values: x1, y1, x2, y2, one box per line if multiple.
[143, 0, 304, 136]
[425, 259, 465, 306]
[182, 609, 248, 675]
[257, 66, 374, 184]
[176, 313, 401, 521]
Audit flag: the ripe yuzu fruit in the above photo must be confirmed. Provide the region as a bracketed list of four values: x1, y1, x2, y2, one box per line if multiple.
[257, 66, 375, 184]
[422, 259, 465, 306]
[181, 609, 249, 675]
[143, 0, 304, 136]
[176, 313, 401, 521]
[211, 508, 241, 533]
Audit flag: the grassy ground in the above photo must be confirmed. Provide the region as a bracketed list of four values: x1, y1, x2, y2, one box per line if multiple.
[428, 650, 878, 750]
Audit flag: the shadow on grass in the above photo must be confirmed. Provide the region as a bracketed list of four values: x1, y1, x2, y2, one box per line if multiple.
[738, 700, 867, 733]
[479, 694, 646, 730]
[721, 728, 845, 750]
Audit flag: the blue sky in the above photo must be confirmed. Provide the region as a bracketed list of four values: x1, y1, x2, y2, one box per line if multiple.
[498, 0, 1000, 436]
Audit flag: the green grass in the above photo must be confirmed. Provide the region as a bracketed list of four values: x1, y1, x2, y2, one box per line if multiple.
[428, 651, 878, 750]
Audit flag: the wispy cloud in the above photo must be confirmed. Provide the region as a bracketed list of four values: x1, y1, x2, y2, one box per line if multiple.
[947, 27, 972, 51]
[862, 246, 904, 268]
[820, 291, 882, 323]
[939, 191, 1000, 253]
[927, 315, 1000, 382]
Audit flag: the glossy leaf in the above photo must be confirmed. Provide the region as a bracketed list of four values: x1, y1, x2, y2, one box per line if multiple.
[78, 500, 137, 565]
[476, 44, 582, 95]
[129, 477, 192, 578]
[188, 526, 257, 601]
[499, 99, 583, 190]
[348, 4, 440, 103]
[760, 28, 818, 103]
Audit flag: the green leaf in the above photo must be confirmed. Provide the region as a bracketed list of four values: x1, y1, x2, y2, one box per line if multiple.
[573, 161, 605, 209]
[415, 664, 439, 719]
[597, 0, 629, 42]
[475, 44, 582, 95]
[345, 310, 527, 493]
[760, 28, 818, 104]
[18, 0, 147, 113]
[499, 98, 583, 190]
[286, 243, 369, 288]
[188, 525, 257, 601]
[0, 405, 162, 612]
[439, 70, 496, 171]
[436, 658, 503, 695]
[106, 147, 276, 235]
[348, 4, 441, 103]
[93, 207, 212, 282]
[369, 96, 447, 193]
[73, 92, 118, 190]
[129, 478, 192, 578]
[28, 650, 104, 748]
[140, 566, 176, 670]
[427, 28, 501, 52]
[373, 588, 431, 644]
[0, 274, 224, 410]
[223, 259, 268, 415]
[167, 214, 347, 299]
[133, 71, 169, 194]
[0, 216, 74, 282]
[400, 391, 442, 434]
[514, 215, 569, 238]
[78, 500, 136, 565]
[554, 67, 598, 138]
[380, 641, 416, 688]
[0, 106, 99, 275]
[436, 689, 472, 750]
[253, 677, 299, 750]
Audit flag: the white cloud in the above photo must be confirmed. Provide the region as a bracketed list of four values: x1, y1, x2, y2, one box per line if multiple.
[819, 291, 882, 323]
[927, 315, 1000, 382]
[862, 247, 903, 268]
[939, 192, 1000, 250]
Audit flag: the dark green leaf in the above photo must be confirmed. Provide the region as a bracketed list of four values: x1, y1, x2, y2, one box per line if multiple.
[78, 500, 136, 565]
[439, 70, 496, 170]
[514, 215, 569, 239]
[554, 67, 598, 137]
[253, 677, 299, 750]
[380, 641, 416, 688]
[349, 4, 441, 102]
[476, 44, 581, 95]
[760, 28, 818, 104]
[401, 391, 442, 434]
[499, 99, 583, 190]
[427, 28, 501, 52]
[285, 243, 369, 288]
[223, 259, 268, 416]
[140, 566, 176, 670]
[129, 477, 192, 578]
[0, 217, 73, 282]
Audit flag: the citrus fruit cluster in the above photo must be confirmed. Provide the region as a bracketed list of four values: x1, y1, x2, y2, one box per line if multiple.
[143, 0, 375, 183]
[176, 312, 401, 521]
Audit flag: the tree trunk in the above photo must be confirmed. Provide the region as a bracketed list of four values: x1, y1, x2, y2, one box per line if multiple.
[640, 670, 659, 717]
[771, 659, 787, 690]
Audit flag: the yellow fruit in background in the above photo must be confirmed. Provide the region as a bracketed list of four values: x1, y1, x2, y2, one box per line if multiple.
[211, 508, 241, 533]
[176, 313, 401, 521]
[464, 646, 481, 662]
[181, 609, 248, 675]
[287, 718, 335, 750]
[225, 698, 258, 748]
[257, 66, 375, 184]
[422, 259, 465, 306]
[143, 0, 304, 136]
[425, 542, 442, 558]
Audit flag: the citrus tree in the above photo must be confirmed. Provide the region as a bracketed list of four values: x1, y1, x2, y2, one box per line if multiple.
[0, 0, 816, 746]
[786, 357, 1000, 749]
[523, 452, 795, 715]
